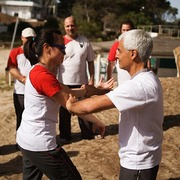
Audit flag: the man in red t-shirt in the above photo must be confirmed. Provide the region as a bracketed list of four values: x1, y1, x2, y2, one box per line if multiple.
[6, 28, 36, 146]
[107, 20, 134, 85]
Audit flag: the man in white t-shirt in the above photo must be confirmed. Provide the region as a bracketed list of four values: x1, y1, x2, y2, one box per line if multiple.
[58, 15, 95, 141]
[6, 28, 36, 150]
[66, 29, 164, 180]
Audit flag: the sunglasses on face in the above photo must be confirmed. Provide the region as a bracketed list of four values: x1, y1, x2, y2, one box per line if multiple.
[51, 44, 66, 55]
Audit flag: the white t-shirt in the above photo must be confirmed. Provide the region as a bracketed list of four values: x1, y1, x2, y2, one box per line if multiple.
[16, 65, 61, 151]
[106, 70, 163, 170]
[116, 62, 131, 85]
[7, 46, 32, 94]
[58, 35, 95, 85]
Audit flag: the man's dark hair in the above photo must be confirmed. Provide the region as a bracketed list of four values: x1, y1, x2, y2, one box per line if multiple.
[120, 19, 135, 30]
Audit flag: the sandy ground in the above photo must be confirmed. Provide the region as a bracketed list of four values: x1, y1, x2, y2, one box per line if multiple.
[0, 48, 179, 180]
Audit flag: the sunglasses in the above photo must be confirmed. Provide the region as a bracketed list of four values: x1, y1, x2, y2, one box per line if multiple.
[51, 44, 66, 55]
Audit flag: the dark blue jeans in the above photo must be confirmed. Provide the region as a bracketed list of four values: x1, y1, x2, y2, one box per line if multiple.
[19, 145, 82, 180]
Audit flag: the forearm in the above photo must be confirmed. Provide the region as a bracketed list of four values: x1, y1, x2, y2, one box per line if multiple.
[59, 83, 87, 99]
[9, 67, 26, 84]
[107, 61, 115, 80]
[79, 114, 100, 124]
[68, 97, 97, 115]
[79, 114, 105, 138]
[67, 95, 114, 115]
[89, 75, 94, 85]
[88, 61, 95, 85]
[84, 85, 110, 97]
[59, 83, 107, 102]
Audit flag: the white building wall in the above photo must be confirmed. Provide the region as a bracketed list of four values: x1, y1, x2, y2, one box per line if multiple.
[0, 0, 42, 19]
[1, 6, 33, 19]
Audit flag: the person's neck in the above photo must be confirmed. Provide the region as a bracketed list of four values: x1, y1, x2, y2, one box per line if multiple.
[129, 63, 145, 77]
[39, 60, 57, 75]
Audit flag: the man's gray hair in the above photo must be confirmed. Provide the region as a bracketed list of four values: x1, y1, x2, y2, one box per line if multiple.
[118, 29, 153, 63]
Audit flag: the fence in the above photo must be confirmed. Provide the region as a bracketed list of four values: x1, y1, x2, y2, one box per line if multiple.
[138, 25, 180, 38]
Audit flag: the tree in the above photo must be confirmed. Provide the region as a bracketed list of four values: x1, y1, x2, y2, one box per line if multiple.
[44, 17, 60, 29]
[163, 7, 178, 22]
[56, 0, 178, 40]
[57, 0, 75, 18]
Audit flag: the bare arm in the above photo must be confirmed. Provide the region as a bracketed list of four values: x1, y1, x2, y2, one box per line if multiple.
[59, 83, 87, 99]
[88, 61, 94, 85]
[107, 61, 116, 80]
[51, 86, 106, 136]
[66, 94, 115, 115]
[9, 67, 26, 84]
[51, 83, 108, 108]
[79, 114, 105, 137]
[51, 85, 87, 108]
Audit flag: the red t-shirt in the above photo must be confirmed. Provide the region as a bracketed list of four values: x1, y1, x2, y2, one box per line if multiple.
[7, 46, 23, 68]
[63, 36, 72, 45]
[107, 41, 119, 61]
[29, 65, 62, 97]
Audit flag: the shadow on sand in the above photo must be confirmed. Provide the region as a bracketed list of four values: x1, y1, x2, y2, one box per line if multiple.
[163, 114, 180, 131]
[0, 155, 22, 176]
[0, 144, 19, 155]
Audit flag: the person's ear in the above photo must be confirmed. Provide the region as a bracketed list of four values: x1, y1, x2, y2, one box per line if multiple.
[43, 43, 51, 54]
[132, 49, 142, 63]
[131, 49, 138, 59]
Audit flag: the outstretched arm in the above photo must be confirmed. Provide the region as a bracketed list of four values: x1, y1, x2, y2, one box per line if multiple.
[51, 83, 111, 109]
[66, 94, 115, 115]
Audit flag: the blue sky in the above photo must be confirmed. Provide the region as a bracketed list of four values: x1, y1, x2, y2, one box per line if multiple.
[169, 0, 180, 18]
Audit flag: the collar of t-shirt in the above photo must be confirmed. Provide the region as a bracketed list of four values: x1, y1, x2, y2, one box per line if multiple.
[63, 36, 73, 45]
[132, 68, 149, 79]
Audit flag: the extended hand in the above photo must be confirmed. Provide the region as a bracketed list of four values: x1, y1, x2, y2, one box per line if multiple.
[92, 121, 105, 138]
[97, 76, 114, 90]
[66, 94, 77, 114]
[81, 84, 99, 97]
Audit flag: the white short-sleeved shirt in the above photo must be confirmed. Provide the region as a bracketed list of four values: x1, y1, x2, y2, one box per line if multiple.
[7, 46, 32, 94]
[106, 70, 163, 170]
[16, 65, 61, 151]
[58, 35, 95, 85]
